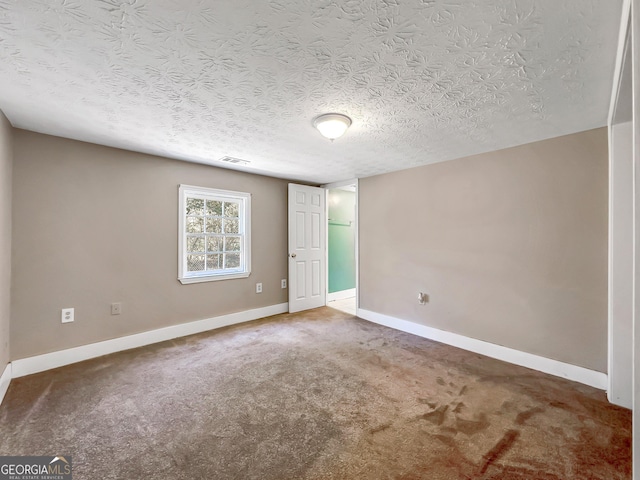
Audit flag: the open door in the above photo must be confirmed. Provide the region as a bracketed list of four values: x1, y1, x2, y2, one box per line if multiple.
[288, 183, 326, 313]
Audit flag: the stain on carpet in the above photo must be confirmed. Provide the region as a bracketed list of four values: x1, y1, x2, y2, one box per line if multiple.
[421, 405, 449, 425]
[479, 429, 520, 475]
[515, 407, 545, 425]
[456, 413, 490, 435]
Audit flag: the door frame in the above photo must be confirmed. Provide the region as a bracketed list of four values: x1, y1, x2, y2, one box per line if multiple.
[608, 0, 640, 475]
[608, 0, 633, 409]
[322, 179, 359, 312]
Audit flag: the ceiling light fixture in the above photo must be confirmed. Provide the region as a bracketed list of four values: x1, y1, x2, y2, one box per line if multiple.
[313, 113, 352, 141]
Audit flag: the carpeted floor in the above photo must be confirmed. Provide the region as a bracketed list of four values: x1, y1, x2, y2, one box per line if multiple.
[0, 307, 631, 479]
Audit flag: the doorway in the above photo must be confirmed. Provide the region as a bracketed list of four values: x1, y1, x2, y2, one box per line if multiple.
[325, 180, 358, 315]
[287, 180, 358, 316]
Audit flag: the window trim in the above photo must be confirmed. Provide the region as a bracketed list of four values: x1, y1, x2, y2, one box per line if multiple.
[178, 184, 251, 284]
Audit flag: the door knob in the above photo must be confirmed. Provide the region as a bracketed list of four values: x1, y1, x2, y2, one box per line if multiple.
[290, 253, 297, 258]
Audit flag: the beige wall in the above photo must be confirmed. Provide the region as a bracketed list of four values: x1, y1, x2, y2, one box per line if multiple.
[0, 111, 12, 368]
[360, 128, 608, 372]
[11, 131, 289, 359]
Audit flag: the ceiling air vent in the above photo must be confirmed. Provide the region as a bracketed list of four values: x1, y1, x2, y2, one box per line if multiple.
[219, 156, 250, 166]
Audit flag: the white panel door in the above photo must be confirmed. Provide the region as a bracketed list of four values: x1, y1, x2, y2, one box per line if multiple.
[288, 183, 326, 313]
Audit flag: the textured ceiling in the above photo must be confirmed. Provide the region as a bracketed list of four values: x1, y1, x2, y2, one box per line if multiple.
[0, 0, 623, 183]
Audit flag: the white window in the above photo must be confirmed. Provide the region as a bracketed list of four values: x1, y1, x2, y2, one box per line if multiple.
[178, 185, 251, 284]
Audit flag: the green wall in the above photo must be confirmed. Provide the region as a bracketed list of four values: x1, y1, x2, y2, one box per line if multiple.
[328, 189, 356, 293]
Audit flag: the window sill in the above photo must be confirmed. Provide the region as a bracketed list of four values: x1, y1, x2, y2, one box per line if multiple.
[178, 271, 250, 284]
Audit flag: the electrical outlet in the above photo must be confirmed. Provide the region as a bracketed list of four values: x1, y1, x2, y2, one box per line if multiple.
[256, 283, 263, 293]
[61, 308, 74, 323]
[111, 302, 122, 315]
[281, 279, 287, 289]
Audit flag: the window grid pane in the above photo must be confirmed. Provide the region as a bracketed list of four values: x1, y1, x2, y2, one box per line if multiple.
[224, 202, 239, 218]
[224, 252, 240, 269]
[186, 235, 205, 253]
[187, 254, 205, 272]
[224, 218, 239, 234]
[206, 217, 222, 233]
[206, 200, 222, 216]
[186, 198, 204, 215]
[225, 236, 240, 252]
[206, 254, 221, 270]
[207, 236, 223, 253]
[186, 216, 204, 233]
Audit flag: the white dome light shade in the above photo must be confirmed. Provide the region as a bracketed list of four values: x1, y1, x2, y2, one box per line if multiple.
[313, 113, 352, 140]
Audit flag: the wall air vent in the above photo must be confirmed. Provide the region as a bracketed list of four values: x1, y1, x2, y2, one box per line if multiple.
[219, 156, 250, 166]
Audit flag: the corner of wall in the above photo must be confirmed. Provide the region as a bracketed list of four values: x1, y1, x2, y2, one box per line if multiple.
[0, 108, 12, 401]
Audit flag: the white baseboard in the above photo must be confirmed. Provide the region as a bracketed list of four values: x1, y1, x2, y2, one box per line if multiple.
[357, 308, 608, 390]
[327, 288, 356, 302]
[12, 303, 289, 379]
[0, 363, 11, 405]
